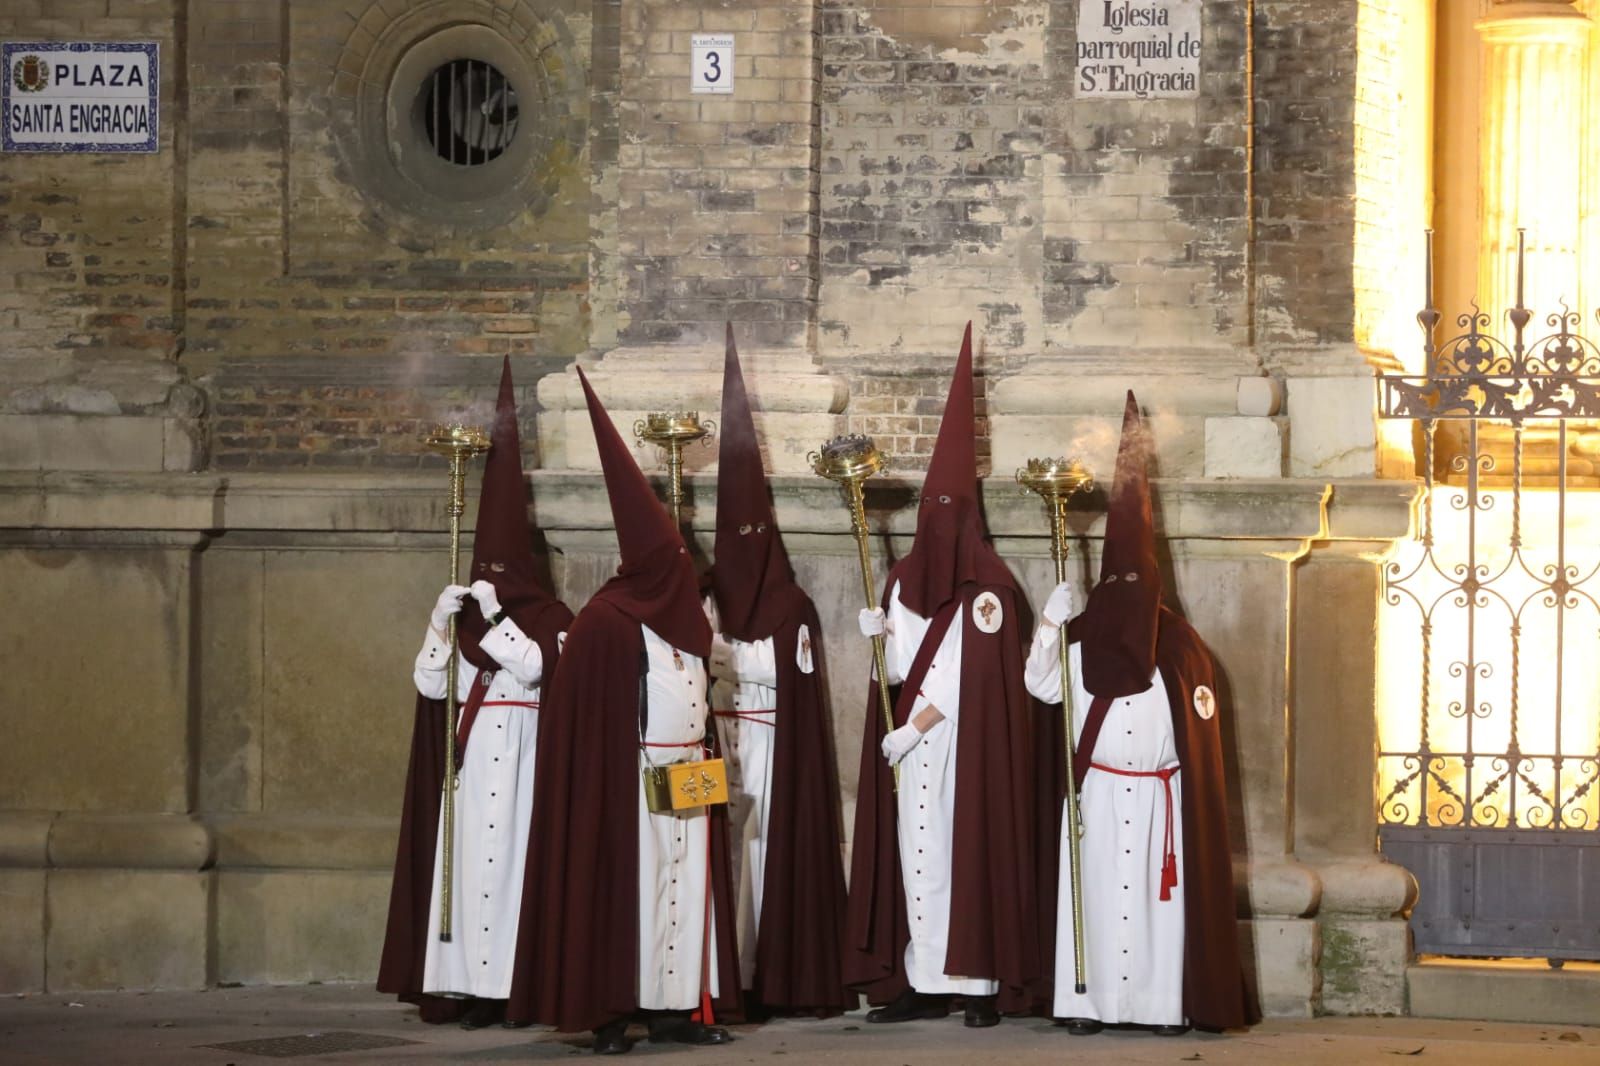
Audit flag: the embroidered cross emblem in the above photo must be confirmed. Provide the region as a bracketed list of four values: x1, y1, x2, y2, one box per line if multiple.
[801, 633, 812, 659]
[977, 599, 998, 626]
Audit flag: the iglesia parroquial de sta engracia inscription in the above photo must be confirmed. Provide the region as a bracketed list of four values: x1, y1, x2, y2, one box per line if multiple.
[1076, 0, 1201, 100]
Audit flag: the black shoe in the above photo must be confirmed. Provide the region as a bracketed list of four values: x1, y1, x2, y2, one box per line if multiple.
[1151, 1024, 1190, 1036]
[963, 995, 1000, 1028]
[458, 999, 506, 1030]
[593, 1020, 630, 1055]
[646, 1016, 732, 1045]
[1062, 1017, 1103, 1036]
[866, 989, 951, 1023]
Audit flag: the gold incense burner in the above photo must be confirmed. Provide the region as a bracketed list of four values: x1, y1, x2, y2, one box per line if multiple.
[1016, 453, 1094, 994]
[1016, 455, 1094, 503]
[633, 411, 715, 529]
[421, 421, 491, 943]
[809, 433, 886, 485]
[808, 433, 898, 786]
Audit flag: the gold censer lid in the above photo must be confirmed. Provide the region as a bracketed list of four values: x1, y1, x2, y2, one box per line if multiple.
[1016, 456, 1094, 500]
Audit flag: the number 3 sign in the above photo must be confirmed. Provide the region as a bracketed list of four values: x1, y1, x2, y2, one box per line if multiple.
[691, 33, 735, 95]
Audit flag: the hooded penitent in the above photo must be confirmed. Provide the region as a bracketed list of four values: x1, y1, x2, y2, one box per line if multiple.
[580, 367, 711, 656]
[1074, 391, 1161, 699]
[454, 359, 570, 672]
[706, 324, 852, 1013]
[890, 322, 1015, 617]
[1049, 390, 1259, 1030]
[844, 321, 1044, 1013]
[377, 356, 573, 1022]
[507, 368, 738, 1032]
[708, 324, 806, 642]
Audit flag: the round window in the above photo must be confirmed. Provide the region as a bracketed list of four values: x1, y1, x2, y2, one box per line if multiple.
[419, 59, 520, 167]
[333, 8, 584, 232]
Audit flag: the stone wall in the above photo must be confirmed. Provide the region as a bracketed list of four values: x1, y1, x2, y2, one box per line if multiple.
[1, 0, 1433, 1019]
[3, 0, 1413, 475]
[0, 470, 1417, 1012]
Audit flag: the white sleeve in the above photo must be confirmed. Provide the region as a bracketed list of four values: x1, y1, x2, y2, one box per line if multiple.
[477, 617, 546, 688]
[879, 583, 913, 686]
[1024, 622, 1065, 704]
[413, 625, 451, 700]
[730, 636, 778, 688]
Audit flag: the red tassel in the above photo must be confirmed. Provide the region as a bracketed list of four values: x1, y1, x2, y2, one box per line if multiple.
[1159, 854, 1178, 902]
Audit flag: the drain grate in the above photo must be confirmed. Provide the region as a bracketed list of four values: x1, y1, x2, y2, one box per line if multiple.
[202, 1031, 420, 1058]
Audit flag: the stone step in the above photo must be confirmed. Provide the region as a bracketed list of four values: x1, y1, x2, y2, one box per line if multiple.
[1408, 958, 1600, 1026]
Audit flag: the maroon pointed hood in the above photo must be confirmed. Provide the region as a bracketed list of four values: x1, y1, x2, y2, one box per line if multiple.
[458, 357, 566, 670]
[889, 322, 1014, 616]
[579, 367, 712, 656]
[709, 324, 805, 642]
[1077, 391, 1161, 698]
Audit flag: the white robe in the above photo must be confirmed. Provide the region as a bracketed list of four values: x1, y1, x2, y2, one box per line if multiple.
[881, 581, 999, 997]
[636, 623, 722, 1011]
[413, 618, 547, 999]
[704, 597, 780, 991]
[1025, 625, 1185, 1025]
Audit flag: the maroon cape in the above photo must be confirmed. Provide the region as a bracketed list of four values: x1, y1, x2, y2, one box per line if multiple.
[375, 615, 569, 1018]
[506, 599, 740, 1031]
[843, 580, 1042, 1012]
[745, 598, 853, 1013]
[1035, 605, 1257, 1030]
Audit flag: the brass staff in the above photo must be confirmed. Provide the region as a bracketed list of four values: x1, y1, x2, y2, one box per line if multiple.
[809, 434, 898, 789]
[424, 423, 491, 943]
[633, 411, 715, 531]
[1017, 456, 1094, 994]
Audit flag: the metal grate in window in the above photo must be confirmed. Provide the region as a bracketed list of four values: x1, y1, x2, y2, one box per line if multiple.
[420, 59, 520, 166]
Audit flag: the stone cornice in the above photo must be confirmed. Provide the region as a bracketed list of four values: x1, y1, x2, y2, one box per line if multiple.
[0, 470, 1420, 544]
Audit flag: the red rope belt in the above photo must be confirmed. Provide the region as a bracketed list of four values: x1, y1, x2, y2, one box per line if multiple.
[710, 708, 776, 724]
[1090, 762, 1180, 902]
[454, 687, 539, 762]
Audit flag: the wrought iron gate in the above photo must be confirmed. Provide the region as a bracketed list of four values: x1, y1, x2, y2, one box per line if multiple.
[1377, 250, 1600, 960]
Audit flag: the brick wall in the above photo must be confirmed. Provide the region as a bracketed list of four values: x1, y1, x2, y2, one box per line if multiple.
[3, 0, 596, 470]
[1041, 0, 1250, 352]
[0, 1, 181, 367]
[817, 0, 1047, 359]
[614, 0, 819, 347]
[182, 0, 593, 365]
[2, 0, 1395, 472]
[1253, 0, 1361, 349]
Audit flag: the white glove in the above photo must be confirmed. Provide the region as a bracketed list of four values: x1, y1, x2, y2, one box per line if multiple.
[881, 722, 923, 766]
[470, 579, 503, 621]
[859, 607, 887, 638]
[1043, 580, 1074, 627]
[708, 635, 737, 681]
[430, 584, 471, 632]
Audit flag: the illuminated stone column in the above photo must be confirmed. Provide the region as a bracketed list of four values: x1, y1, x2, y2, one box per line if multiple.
[1476, 1, 1591, 320]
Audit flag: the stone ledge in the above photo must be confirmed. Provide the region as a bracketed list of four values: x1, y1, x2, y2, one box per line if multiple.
[211, 816, 399, 871]
[0, 814, 404, 872]
[0, 815, 213, 871]
[1244, 859, 1322, 919]
[1315, 858, 1418, 918]
[1408, 958, 1600, 1026]
[0, 813, 53, 867]
[0, 471, 1419, 546]
[48, 815, 214, 871]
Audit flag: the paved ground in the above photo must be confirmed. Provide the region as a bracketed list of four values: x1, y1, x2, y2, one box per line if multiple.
[2, 984, 1598, 1065]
